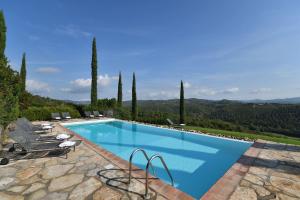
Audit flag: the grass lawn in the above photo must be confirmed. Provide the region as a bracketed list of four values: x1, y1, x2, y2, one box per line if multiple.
[183, 126, 300, 146]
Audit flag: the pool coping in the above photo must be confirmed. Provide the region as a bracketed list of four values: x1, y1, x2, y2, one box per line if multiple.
[59, 120, 265, 200]
[63, 118, 253, 144]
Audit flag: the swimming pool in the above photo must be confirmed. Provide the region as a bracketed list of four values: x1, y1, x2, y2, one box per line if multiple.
[64, 120, 252, 199]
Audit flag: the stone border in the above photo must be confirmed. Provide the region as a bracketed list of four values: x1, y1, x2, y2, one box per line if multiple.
[201, 140, 266, 200]
[58, 124, 194, 200]
[58, 121, 264, 200]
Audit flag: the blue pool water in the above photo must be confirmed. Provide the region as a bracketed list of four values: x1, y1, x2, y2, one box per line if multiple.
[65, 120, 252, 199]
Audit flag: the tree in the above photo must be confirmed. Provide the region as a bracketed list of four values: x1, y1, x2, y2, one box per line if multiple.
[0, 10, 20, 132]
[20, 53, 26, 92]
[0, 10, 6, 60]
[180, 80, 185, 124]
[131, 73, 137, 120]
[117, 71, 122, 107]
[91, 37, 98, 107]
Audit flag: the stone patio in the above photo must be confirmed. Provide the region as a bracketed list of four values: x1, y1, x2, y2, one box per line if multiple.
[0, 121, 166, 200]
[229, 141, 300, 200]
[0, 119, 300, 200]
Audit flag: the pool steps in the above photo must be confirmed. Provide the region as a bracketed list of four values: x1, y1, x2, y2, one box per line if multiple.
[127, 148, 174, 199]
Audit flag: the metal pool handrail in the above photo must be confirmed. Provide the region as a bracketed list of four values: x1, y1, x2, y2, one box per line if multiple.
[145, 154, 174, 199]
[128, 148, 156, 184]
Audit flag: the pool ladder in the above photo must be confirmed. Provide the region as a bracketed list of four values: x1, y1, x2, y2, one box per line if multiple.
[127, 148, 174, 199]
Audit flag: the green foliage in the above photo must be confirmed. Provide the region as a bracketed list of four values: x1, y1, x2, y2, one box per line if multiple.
[184, 126, 300, 146]
[0, 60, 20, 128]
[131, 73, 137, 120]
[84, 98, 116, 112]
[122, 99, 300, 137]
[91, 37, 98, 107]
[0, 11, 19, 129]
[20, 53, 26, 93]
[113, 107, 131, 120]
[22, 105, 80, 121]
[0, 10, 6, 60]
[117, 72, 122, 107]
[180, 80, 185, 124]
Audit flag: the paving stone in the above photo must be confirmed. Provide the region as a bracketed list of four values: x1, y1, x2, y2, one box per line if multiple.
[7, 185, 27, 193]
[270, 176, 300, 198]
[27, 189, 47, 200]
[19, 175, 42, 185]
[0, 192, 24, 200]
[48, 174, 84, 192]
[43, 192, 69, 200]
[230, 187, 257, 200]
[87, 168, 101, 177]
[251, 184, 271, 197]
[69, 177, 102, 200]
[277, 193, 299, 200]
[16, 167, 42, 181]
[244, 174, 264, 186]
[41, 164, 73, 179]
[0, 177, 16, 190]
[93, 186, 123, 200]
[22, 182, 45, 195]
[0, 167, 17, 177]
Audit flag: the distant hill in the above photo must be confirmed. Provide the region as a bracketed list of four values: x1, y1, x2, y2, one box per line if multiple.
[242, 97, 300, 104]
[123, 98, 300, 136]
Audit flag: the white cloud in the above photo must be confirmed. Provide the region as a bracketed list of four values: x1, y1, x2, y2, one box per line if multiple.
[222, 87, 239, 94]
[195, 88, 217, 96]
[148, 90, 178, 99]
[62, 74, 118, 94]
[36, 67, 60, 73]
[55, 24, 91, 38]
[183, 82, 191, 89]
[250, 88, 271, 94]
[26, 80, 50, 93]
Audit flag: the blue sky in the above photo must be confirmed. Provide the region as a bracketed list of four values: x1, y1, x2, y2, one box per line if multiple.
[2, 1, 300, 100]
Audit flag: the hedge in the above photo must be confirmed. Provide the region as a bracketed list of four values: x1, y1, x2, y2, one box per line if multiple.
[22, 105, 81, 121]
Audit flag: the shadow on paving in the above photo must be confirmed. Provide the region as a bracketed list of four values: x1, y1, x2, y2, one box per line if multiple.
[238, 155, 300, 175]
[253, 141, 300, 152]
[97, 168, 158, 198]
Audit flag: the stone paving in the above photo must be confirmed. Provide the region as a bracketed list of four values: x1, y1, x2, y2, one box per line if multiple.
[0, 121, 166, 200]
[229, 141, 300, 200]
[1, 119, 300, 200]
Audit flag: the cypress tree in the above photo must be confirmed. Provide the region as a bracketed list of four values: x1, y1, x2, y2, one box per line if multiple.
[180, 80, 185, 124]
[131, 73, 137, 120]
[20, 53, 26, 92]
[0, 10, 6, 60]
[117, 71, 122, 107]
[91, 37, 98, 107]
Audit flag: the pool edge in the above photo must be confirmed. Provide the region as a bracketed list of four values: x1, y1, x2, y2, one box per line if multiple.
[201, 140, 266, 200]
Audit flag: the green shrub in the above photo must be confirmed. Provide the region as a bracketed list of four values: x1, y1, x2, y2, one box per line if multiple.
[22, 105, 81, 121]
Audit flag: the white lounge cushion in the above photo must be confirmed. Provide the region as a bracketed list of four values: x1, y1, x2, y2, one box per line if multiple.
[55, 117, 61, 120]
[56, 134, 70, 140]
[41, 123, 52, 127]
[42, 125, 53, 130]
[59, 141, 76, 148]
[65, 116, 71, 119]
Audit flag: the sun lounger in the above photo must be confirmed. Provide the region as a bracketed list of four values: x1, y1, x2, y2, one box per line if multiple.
[93, 111, 103, 118]
[51, 113, 62, 121]
[16, 118, 53, 133]
[84, 111, 94, 118]
[0, 129, 81, 165]
[0, 131, 69, 165]
[62, 112, 72, 120]
[166, 118, 184, 128]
